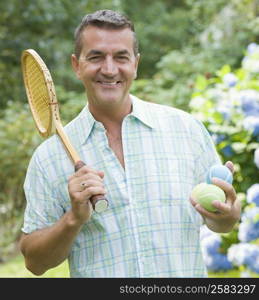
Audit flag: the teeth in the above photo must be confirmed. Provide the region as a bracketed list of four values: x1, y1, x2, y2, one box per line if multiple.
[98, 81, 121, 85]
[101, 82, 117, 85]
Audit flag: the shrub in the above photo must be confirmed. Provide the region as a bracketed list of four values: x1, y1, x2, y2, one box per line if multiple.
[191, 43, 259, 274]
[0, 89, 85, 261]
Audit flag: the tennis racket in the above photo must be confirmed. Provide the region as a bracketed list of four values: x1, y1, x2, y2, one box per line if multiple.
[21, 49, 108, 213]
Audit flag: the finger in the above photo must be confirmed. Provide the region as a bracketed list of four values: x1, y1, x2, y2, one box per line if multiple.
[80, 186, 106, 200]
[74, 165, 104, 177]
[80, 179, 104, 190]
[191, 201, 220, 219]
[69, 179, 104, 194]
[78, 182, 88, 192]
[211, 177, 236, 203]
[190, 196, 198, 207]
[70, 173, 104, 186]
[81, 173, 104, 183]
[211, 200, 231, 214]
[224, 161, 234, 174]
[190, 195, 227, 220]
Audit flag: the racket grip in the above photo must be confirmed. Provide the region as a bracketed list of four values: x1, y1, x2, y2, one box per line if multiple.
[90, 194, 109, 213]
[74, 160, 86, 171]
[74, 160, 108, 213]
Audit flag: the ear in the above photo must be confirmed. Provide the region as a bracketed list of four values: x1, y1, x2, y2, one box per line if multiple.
[71, 54, 81, 79]
[134, 53, 140, 79]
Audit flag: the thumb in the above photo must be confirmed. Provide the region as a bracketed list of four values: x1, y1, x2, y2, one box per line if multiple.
[224, 161, 234, 174]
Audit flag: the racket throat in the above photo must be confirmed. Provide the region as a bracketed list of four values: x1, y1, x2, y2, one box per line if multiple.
[55, 122, 81, 164]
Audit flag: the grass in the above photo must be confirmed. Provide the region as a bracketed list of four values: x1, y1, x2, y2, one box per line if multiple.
[0, 254, 69, 278]
[1, 254, 258, 278]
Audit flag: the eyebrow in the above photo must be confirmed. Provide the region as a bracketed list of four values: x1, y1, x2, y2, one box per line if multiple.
[86, 50, 103, 57]
[86, 49, 131, 57]
[116, 50, 131, 56]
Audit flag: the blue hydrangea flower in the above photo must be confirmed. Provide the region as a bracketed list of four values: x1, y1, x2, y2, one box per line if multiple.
[211, 134, 226, 145]
[243, 116, 259, 138]
[217, 102, 231, 120]
[211, 134, 234, 157]
[247, 43, 259, 54]
[238, 221, 259, 242]
[241, 206, 259, 222]
[202, 234, 221, 255]
[247, 184, 259, 206]
[223, 73, 238, 87]
[238, 206, 259, 242]
[203, 252, 233, 272]
[228, 243, 259, 267]
[239, 90, 259, 117]
[242, 43, 259, 72]
[222, 145, 234, 157]
[201, 232, 232, 271]
[247, 255, 259, 274]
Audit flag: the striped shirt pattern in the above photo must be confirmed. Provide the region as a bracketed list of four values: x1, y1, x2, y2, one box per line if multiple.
[22, 95, 221, 277]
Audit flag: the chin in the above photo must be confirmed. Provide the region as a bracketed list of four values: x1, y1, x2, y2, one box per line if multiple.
[96, 92, 127, 106]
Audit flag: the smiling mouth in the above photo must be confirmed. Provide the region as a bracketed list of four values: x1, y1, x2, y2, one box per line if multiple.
[96, 81, 122, 87]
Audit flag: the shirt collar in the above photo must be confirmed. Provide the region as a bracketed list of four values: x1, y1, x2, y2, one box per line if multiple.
[129, 95, 156, 129]
[76, 105, 96, 145]
[76, 95, 156, 145]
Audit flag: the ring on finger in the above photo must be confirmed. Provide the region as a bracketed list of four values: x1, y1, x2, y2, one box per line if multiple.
[80, 182, 89, 189]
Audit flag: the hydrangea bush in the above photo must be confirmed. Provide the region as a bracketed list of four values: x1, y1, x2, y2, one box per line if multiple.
[191, 43, 259, 276]
[200, 225, 233, 272]
[228, 243, 259, 275]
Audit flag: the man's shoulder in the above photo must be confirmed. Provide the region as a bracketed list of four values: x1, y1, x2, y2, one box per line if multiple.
[30, 114, 83, 169]
[132, 95, 210, 139]
[133, 95, 195, 124]
[32, 134, 64, 164]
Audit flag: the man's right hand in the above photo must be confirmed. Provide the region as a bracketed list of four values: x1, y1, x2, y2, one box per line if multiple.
[68, 164, 106, 224]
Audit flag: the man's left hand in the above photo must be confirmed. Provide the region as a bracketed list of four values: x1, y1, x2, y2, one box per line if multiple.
[190, 161, 241, 233]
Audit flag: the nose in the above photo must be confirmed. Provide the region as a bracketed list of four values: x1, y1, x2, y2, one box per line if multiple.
[101, 56, 118, 77]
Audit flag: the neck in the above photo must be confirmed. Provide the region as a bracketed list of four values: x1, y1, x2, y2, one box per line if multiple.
[88, 95, 132, 132]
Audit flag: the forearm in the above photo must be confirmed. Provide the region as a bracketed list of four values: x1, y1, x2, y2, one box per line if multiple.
[20, 210, 83, 275]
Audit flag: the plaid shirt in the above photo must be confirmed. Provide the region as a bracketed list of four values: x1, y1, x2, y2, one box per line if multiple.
[22, 95, 221, 277]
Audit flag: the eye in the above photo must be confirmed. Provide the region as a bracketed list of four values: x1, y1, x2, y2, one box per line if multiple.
[116, 56, 129, 62]
[88, 56, 102, 62]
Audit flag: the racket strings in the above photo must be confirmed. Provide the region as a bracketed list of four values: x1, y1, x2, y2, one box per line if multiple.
[25, 55, 51, 133]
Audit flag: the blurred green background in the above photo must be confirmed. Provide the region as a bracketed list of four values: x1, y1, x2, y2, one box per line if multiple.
[1, 0, 259, 278]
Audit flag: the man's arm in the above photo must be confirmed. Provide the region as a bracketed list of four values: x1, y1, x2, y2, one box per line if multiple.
[20, 211, 83, 275]
[20, 164, 105, 275]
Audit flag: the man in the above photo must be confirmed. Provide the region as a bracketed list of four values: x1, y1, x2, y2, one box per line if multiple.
[20, 10, 241, 277]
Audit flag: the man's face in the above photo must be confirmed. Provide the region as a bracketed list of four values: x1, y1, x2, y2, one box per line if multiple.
[72, 25, 139, 108]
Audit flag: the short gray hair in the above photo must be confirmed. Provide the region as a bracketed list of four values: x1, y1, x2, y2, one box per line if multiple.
[74, 10, 139, 58]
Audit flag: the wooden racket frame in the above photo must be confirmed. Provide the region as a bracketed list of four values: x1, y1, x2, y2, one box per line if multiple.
[21, 49, 80, 164]
[21, 49, 108, 213]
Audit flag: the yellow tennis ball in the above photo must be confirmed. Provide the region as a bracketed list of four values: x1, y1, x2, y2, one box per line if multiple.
[191, 183, 226, 212]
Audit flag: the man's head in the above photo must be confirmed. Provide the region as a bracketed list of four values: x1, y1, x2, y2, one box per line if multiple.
[74, 10, 139, 59]
[71, 10, 140, 110]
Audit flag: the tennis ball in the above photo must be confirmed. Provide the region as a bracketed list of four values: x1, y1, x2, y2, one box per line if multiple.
[191, 183, 226, 212]
[206, 164, 233, 185]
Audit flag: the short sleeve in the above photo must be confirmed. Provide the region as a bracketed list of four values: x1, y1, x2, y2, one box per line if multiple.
[187, 118, 222, 228]
[192, 119, 222, 185]
[22, 150, 65, 234]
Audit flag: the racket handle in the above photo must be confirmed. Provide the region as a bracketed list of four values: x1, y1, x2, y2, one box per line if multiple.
[90, 194, 109, 213]
[74, 160, 86, 171]
[75, 160, 108, 213]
